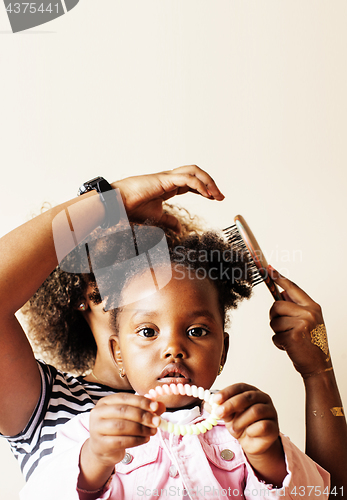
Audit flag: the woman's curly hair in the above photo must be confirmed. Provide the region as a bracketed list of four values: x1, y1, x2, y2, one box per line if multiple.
[22, 205, 253, 375]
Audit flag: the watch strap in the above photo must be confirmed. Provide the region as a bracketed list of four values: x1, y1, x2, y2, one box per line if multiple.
[77, 176, 120, 229]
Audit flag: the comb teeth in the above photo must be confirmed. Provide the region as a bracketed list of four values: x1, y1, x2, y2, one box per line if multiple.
[222, 224, 264, 287]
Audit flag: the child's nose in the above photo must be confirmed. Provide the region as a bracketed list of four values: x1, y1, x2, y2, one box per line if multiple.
[161, 336, 187, 359]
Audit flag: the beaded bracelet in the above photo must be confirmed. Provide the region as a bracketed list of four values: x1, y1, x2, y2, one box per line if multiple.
[145, 383, 220, 436]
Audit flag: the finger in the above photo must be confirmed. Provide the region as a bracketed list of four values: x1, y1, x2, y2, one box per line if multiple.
[271, 319, 312, 353]
[270, 305, 324, 340]
[245, 420, 278, 440]
[160, 187, 184, 200]
[98, 393, 160, 413]
[220, 392, 272, 422]
[269, 299, 311, 321]
[234, 420, 279, 455]
[96, 394, 163, 420]
[230, 403, 277, 437]
[271, 327, 309, 352]
[158, 172, 221, 201]
[235, 421, 279, 455]
[270, 315, 295, 333]
[100, 434, 152, 452]
[270, 313, 312, 334]
[170, 165, 225, 200]
[96, 416, 159, 438]
[214, 388, 271, 420]
[281, 291, 293, 302]
[162, 166, 225, 200]
[267, 266, 314, 307]
[212, 383, 259, 406]
[92, 404, 162, 431]
[161, 187, 202, 200]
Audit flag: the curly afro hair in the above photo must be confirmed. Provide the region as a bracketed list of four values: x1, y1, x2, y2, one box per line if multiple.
[22, 205, 253, 375]
[21, 205, 212, 374]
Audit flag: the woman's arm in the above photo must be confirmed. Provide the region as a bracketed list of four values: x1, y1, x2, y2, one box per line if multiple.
[0, 191, 104, 436]
[304, 369, 347, 496]
[0, 166, 223, 436]
[269, 268, 347, 498]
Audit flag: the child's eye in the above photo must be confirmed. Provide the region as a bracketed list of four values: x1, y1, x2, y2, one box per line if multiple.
[137, 327, 157, 338]
[187, 327, 208, 337]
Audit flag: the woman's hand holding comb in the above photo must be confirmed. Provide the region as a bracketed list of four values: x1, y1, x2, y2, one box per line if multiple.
[267, 266, 331, 378]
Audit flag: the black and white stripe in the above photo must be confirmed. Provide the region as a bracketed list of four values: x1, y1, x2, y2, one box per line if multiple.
[5, 360, 119, 481]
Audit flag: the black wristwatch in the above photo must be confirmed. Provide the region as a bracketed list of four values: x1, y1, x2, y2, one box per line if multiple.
[77, 176, 120, 229]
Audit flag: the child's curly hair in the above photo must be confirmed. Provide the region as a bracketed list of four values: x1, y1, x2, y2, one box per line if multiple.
[22, 205, 253, 375]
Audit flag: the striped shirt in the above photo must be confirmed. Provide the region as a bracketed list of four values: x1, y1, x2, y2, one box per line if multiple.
[4, 360, 123, 482]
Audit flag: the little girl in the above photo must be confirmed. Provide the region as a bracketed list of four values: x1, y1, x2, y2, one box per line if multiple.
[20, 226, 330, 500]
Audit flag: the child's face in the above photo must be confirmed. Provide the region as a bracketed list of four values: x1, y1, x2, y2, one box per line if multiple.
[112, 265, 228, 409]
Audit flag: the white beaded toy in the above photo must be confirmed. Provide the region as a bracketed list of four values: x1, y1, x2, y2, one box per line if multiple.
[145, 383, 220, 436]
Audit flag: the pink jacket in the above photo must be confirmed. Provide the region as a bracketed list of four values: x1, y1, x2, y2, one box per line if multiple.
[20, 407, 330, 500]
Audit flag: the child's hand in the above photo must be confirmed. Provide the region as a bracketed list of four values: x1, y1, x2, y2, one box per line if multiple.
[213, 384, 287, 487]
[113, 165, 224, 232]
[87, 393, 165, 466]
[268, 266, 331, 378]
[213, 384, 279, 455]
[78, 393, 165, 492]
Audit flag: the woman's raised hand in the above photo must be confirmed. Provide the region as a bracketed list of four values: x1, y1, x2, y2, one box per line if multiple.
[113, 165, 224, 232]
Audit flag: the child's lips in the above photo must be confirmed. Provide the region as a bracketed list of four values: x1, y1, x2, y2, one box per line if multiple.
[157, 363, 191, 384]
[157, 376, 191, 384]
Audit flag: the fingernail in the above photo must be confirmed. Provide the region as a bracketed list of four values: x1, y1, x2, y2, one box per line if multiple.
[268, 265, 279, 278]
[152, 416, 161, 427]
[268, 265, 285, 279]
[207, 189, 213, 198]
[212, 393, 223, 404]
[150, 402, 158, 412]
[214, 405, 224, 418]
[214, 190, 225, 200]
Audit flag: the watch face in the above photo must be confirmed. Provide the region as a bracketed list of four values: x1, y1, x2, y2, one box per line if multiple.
[77, 177, 107, 196]
[77, 184, 92, 196]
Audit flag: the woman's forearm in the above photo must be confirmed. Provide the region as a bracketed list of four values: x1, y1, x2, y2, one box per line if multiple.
[0, 190, 104, 315]
[304, 368, 347, 497]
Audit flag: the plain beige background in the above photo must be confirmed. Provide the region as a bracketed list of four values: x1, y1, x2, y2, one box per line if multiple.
[1, 1, 347, 498]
